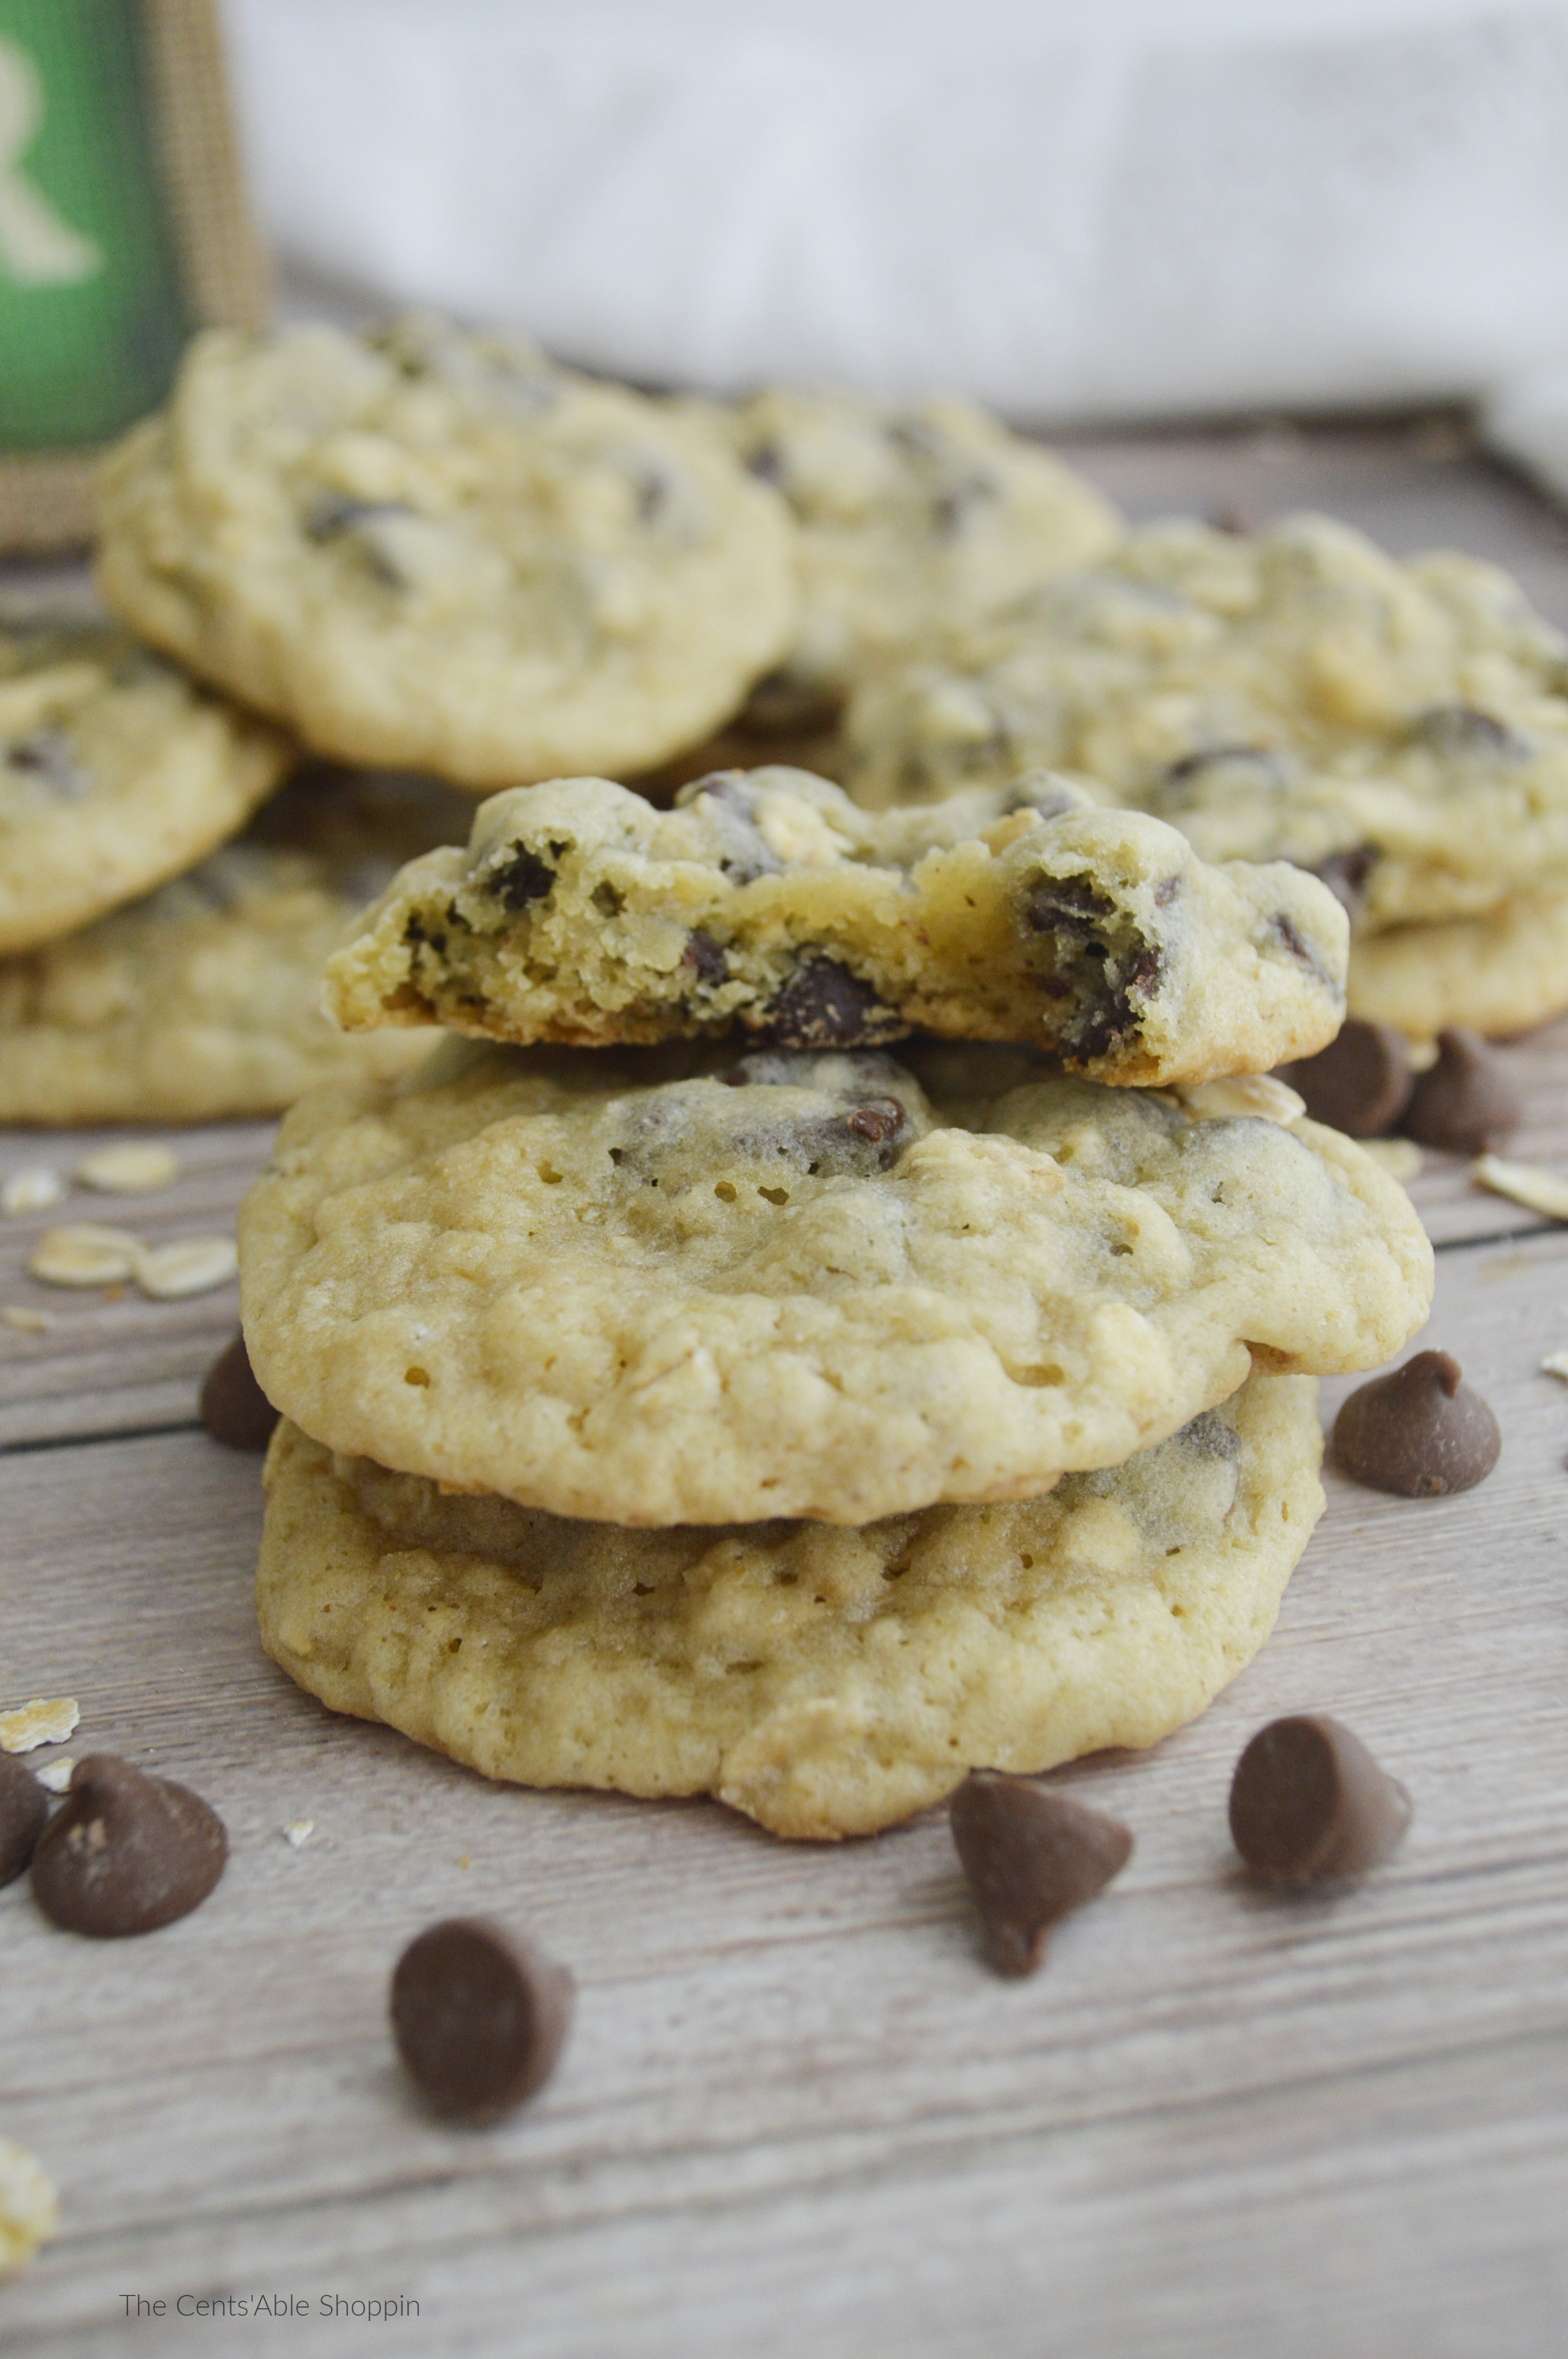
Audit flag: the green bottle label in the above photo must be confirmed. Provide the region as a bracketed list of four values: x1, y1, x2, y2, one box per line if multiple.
[0, 0, 190, 450]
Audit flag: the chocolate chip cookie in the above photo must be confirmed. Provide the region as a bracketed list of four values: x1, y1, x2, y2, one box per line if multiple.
[257, 1372, 1322, 1839]
[323, 768, 1348, 1085]
[96, 317, 798, 788]
[238, 1038, 1430, 1526]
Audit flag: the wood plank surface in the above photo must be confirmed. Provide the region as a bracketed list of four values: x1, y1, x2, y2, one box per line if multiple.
[3, 1221, 1568, 2357]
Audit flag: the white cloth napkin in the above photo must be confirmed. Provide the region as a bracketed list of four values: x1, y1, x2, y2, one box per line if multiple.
[223, 0, 1568, 428]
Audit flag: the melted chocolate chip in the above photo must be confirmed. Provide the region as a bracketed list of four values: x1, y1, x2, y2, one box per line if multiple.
[682, 930, 729, 986]
[1333, 1349, 1501, 1497]
[760, 958, 891, 1049]
[1310, 848, 1377, 922]
[1229, 1714, 1411, 1889]
[1177, 1408, 1242, 1462]
[1270, 911, 1333, 986]
[1154, 875, 1182, 906]
[487, 847, 557, 910]
[200, 1331, 279, 1453]
[950, 1772, 1134, 1978]
[1400, 1029, 1521, 1154]
[678, 773, 783, 883]
[0, 1755, 48, 1889]
[305, 494, 410, 542]
[32, 1755, 227, 1937]
[1162, 742, 1278, 787]
[1062, 945, 1163, 1065]
[1286, 1019, 1413, 1137]
[391, 1918, 573, 2121]
[1026, 875, 1114, 940]
[1407, 705, 1525, 760]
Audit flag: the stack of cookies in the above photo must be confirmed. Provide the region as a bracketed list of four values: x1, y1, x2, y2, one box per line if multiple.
[239, 766, 1432, 1837]
[835, 514, 1568, 1047]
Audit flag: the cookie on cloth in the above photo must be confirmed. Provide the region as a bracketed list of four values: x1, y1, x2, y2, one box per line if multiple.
[0, 612, 292, 957]
[1346, 888, 1568, 1043]
[322, 767, 1348, 1085]
[842, 514, 1568, 933]
[238, 1038, 1430, 1526]
[258, 1372, 1323, 1840]
[702, 387, 1119, 723]
[95, 316, 798, 788]
[0, 770, 468, 1123]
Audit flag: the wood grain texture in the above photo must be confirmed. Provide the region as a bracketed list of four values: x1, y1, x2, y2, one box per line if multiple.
[2, 1227, 1568, 2356]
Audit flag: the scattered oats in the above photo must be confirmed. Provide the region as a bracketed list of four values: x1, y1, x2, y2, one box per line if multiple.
[2, 1306, 55, 1334]
[282, 1818, 314, 1849]
[77, 1142, 181, 1194]
[457, 1854, 472, 1871]
[0, 1697, 79, 1754]
[28, 1224, 141, 1287]
[1176, 1074, 1305, 1126]
[134, 1235, 237, 1300]
[35, 1755, 75, 1794]
[1, 1167, 64, 1218]
[1474, 1153, 1568, 1224]
[0, 2140, 59, 2277]
[1360, 1138, 1425, 1182]
[1540, 1351, 1568, 1382]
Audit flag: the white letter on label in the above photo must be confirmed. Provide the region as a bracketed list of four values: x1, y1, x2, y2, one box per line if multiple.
[0, 36, 102, 286]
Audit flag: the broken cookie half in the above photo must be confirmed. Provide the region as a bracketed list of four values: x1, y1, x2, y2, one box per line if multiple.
[322, 768, 1348, 1087]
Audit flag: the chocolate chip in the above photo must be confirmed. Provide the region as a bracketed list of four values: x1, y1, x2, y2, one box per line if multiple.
[305, 493, 408, 543]
[6, 729, 87, 798]
[950, 1772, 1134, 1978]
[1162, 742, 1278, 788]
[760, 958, 891, 1049]
[1062, 944, 1163, 1065]
[1229, 1714, 1411, 1889]
[1333, 1349, 1501, 1497]
[682, 930, 729, 986]
[1026, 875, 1113, 940]
[744, 443, 783, 484]
[0, 1755, 48, 1889]
[200, 1331, 278, 1453]
[1310, 848, 1376, 922]
[31, 1755, 227, 1937]
[931, 472, 998, 536]
[391, 1918, 573, 2122]
[1286, 1019, 1414, 1137]
[487, 846, 556, 910]
[1407, 705, 1525, 760]
[846, 1100, 905, 1146]
[1400, 1029, 1521, 1155]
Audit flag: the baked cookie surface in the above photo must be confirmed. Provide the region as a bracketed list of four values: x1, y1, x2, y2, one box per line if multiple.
[704, 388, 1119, 719]
[96, 318, 798, 787]
[0, 770, 466, 1122]
[323, 768, 1348, 1085]
[843, 515, 1568, 931]
[258, 1372, 1323, 1839]
[0, 612, 292, 956]
[1346, 888, 1568, 1042]
[238, 1039, 1430, 1525]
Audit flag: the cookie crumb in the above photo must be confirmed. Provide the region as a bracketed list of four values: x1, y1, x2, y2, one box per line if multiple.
[0, 1697, 80, 1754]
[28, 1225, 141, 1287]
[1475, 1154, 1568, 1224]
[77, 1143, 182, 1194]
[282, 1818, 314, 1849]
[1, 1168, 65, 1218]
[34, 1755, 75, 1794]
[2, 1307, 56, 1334]
[136, 1237, 237, 1300]
[0, 2140, 59, 2276]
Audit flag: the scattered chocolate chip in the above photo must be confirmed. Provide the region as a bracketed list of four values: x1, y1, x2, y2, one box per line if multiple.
[200, 1331, 279, 1453]
[1310, 848, 1376, 922]
[1333, 1349, 1501, 1497]
[1229, 1714, 1411, 1889]
[0, 1755, 48, 1888]
[760, 957, 891, 1049]
[1285, 1019, 1414, 1137]
[682, 930, 729, 986]
[487, 847, 556, 910]
[31, 1755, 227, 1937]
[1400, 1029, 1521, 1154]
[950, 1772, 1134, 1978]
[391, 1918, 573, 2122]
[1407, 705, 1525, 761]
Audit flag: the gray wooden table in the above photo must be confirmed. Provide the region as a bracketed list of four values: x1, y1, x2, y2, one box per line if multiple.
[5, 424, 1568, 2359]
